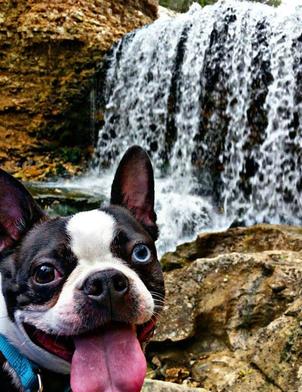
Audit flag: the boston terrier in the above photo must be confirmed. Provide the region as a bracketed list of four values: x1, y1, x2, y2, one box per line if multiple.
[0, 146, 165, 392]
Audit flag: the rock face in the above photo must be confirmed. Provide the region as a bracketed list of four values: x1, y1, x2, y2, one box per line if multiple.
[147, 224, 302, 392]
[0, 0, 157, 179]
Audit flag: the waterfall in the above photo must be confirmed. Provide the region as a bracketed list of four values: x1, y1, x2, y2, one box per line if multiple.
[94, 0, 302, 254]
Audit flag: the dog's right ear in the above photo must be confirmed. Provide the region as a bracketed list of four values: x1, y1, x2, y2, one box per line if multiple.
[0, 169, 45, 253]
[110, 146, 158, 240]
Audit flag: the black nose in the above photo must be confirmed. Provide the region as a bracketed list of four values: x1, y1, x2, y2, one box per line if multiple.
[82, 269, 129, 304]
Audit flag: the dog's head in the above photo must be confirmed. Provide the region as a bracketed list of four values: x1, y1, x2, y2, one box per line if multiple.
[0, 146, 164, 392]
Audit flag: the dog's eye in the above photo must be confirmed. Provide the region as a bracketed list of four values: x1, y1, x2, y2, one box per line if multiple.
[132, 244, 151, 264]
[33, 264, 61, 285]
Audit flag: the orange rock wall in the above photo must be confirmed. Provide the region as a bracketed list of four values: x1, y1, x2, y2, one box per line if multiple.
[0, 0, 157, 179]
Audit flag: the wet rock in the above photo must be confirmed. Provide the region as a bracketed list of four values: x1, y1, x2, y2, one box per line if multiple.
[27, 183, 103, 216]
[0, 0, 157, 179]
[148, 224, 302, 391]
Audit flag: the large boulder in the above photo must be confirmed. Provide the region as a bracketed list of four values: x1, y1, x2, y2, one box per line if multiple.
[0, 0, 157, 179]
[148, 224, 302, 391]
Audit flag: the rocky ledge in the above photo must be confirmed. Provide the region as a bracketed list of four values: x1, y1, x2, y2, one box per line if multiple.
[147, 224, 302, 392]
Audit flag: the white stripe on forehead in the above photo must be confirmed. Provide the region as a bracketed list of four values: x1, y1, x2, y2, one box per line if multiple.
[67, 210, 116, 261]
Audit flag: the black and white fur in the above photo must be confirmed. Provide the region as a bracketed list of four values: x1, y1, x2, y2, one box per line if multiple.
[0, 146, 165, 391]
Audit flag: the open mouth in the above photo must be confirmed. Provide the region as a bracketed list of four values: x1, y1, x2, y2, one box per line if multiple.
[23, 318, 156, 363]
[24, 323, 75, 362]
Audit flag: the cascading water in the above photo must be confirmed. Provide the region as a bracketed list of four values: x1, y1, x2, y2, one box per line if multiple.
[92, 0, 302, 254]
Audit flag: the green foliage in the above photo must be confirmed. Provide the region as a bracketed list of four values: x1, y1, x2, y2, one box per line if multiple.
[159, 0, 281, 12]
[198, 0, 216, 6]
[59, 147, 82, 164]
[248, 0, 281, 6]
[159, 0, 189, 12]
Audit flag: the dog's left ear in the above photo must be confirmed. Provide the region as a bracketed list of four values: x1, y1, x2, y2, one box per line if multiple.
[110, 146, 158, 240]
[0, 169, 45, 253]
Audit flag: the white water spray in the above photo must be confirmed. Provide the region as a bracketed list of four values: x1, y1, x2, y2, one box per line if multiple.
[54, 0, 302, 255]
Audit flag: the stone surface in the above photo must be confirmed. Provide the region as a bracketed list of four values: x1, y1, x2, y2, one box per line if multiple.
[143, 379, 206, 392]
[158, 6, 179, 19]
[147, 224, 302, 391]
[161, 224, 302, 271]
[0, 0, 157, 179]
[252, 299, 302, 392]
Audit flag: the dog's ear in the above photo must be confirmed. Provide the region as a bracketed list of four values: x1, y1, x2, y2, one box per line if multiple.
[110, 146, 158, 240]
[0, 169, 45, 253]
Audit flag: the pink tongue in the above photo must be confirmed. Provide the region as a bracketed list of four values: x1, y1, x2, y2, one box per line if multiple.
[71, 325, 147, 392]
